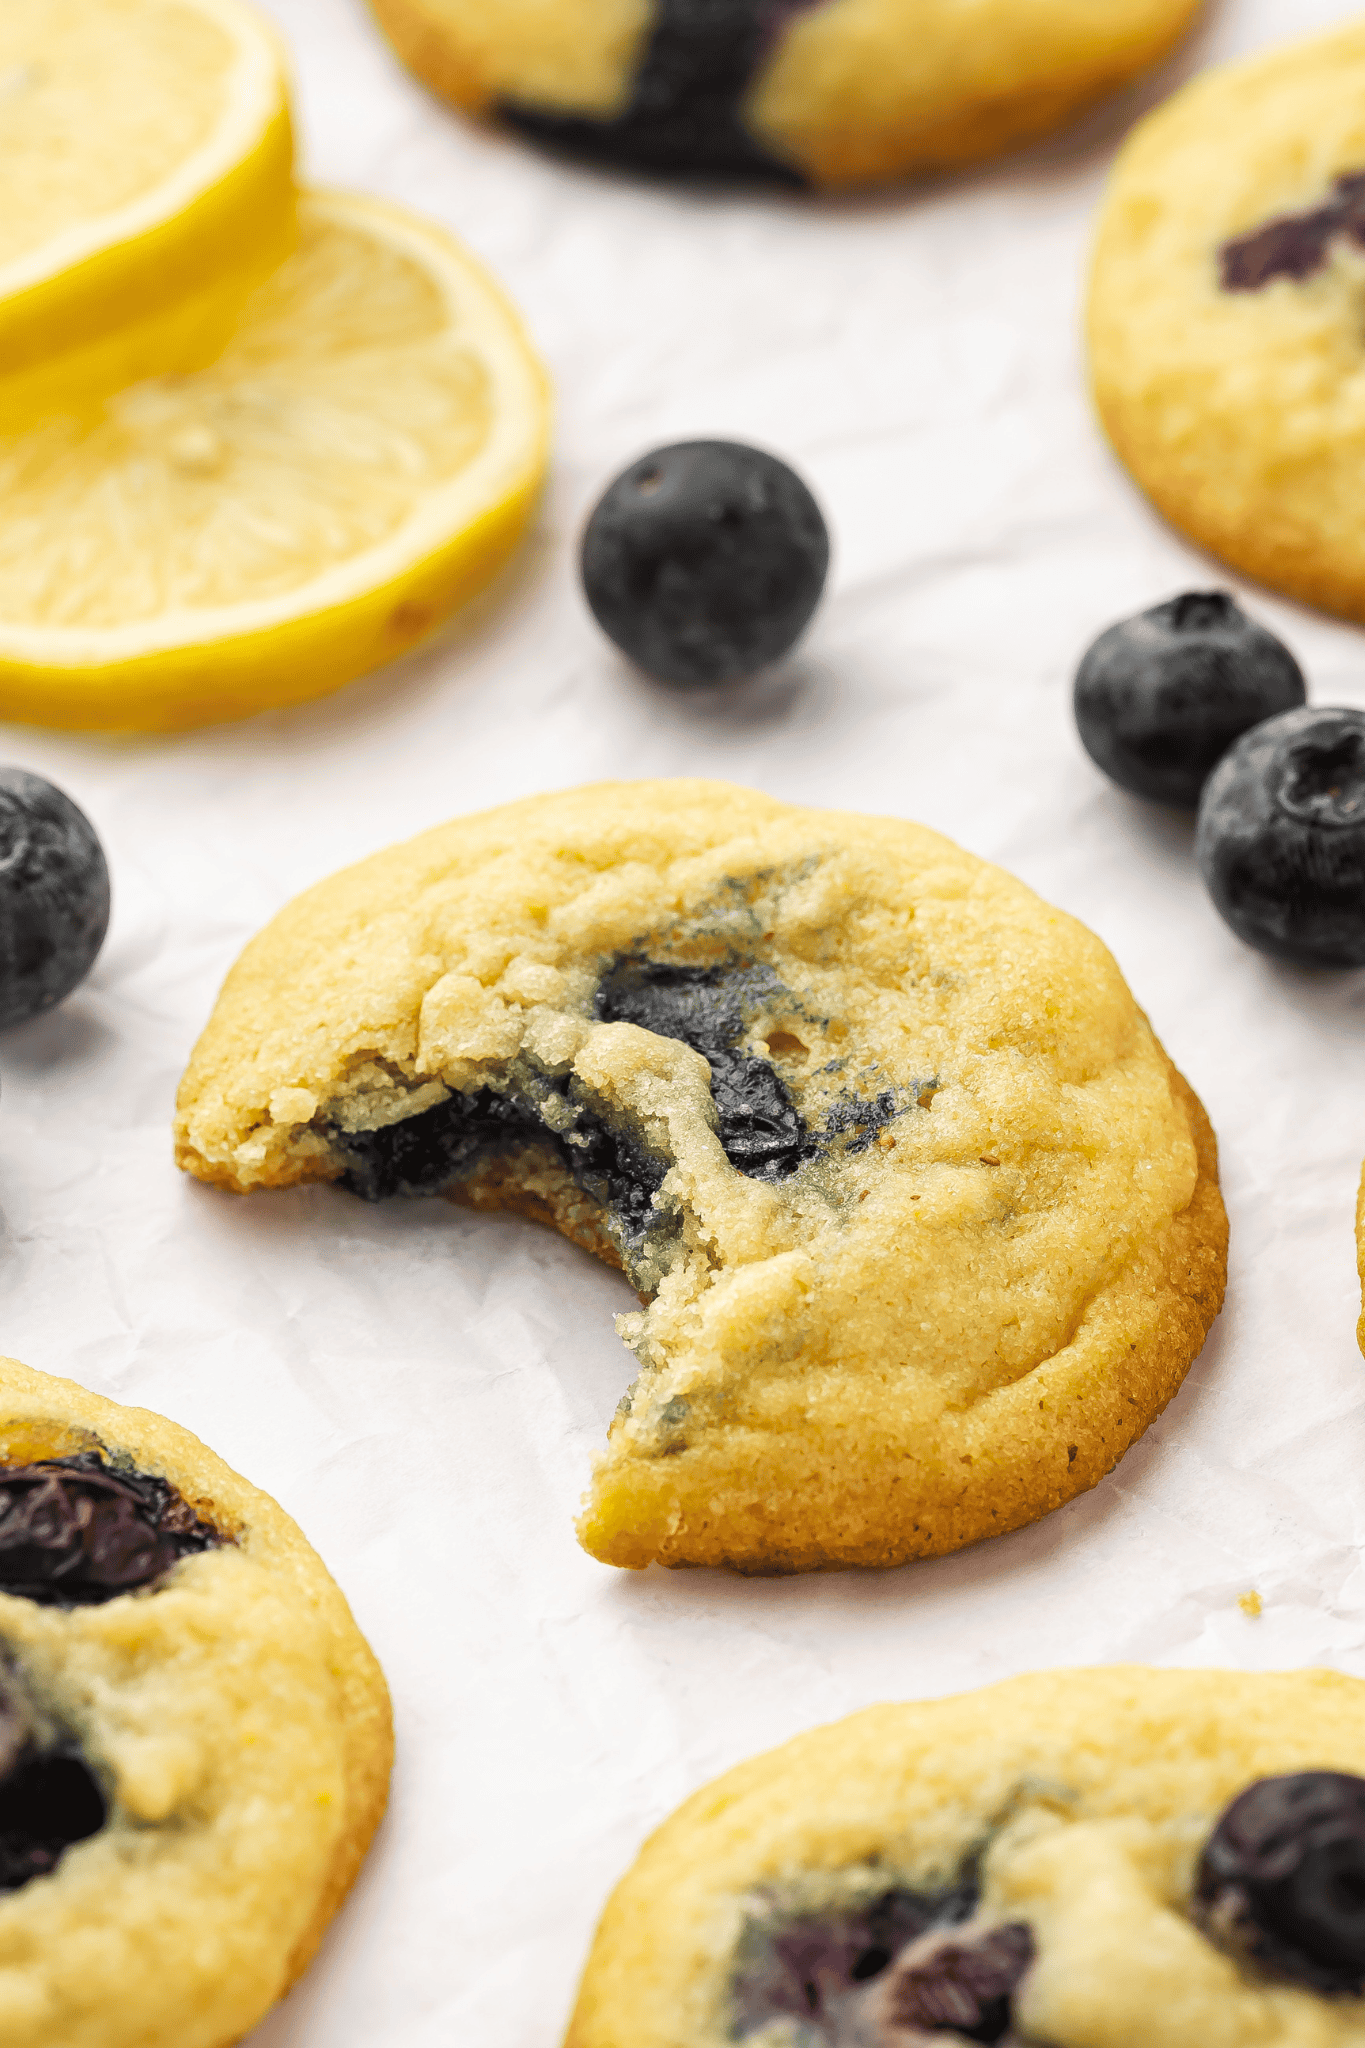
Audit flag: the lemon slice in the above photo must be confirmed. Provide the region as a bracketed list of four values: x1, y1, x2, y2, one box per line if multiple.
[0, 0, 295, 398]
[0, 189, 552, 732]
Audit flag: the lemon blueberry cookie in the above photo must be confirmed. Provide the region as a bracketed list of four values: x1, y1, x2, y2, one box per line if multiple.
[1090, 21, 1365, 626]
[369, 0, 1200, 190]
[0, 1355, 391, 2048]
[565, 1667, 1365, 2048]
[175, 781, 1225, 1574]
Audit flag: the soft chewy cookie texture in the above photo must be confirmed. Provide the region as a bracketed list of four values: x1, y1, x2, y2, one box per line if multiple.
[176, 782, 1226, 1575]
[1090, 21, 1365, 625]
[565, 1667, 1365, 2048]
[0, 1356, 391, 2048]
[369, 0, 1201, 190]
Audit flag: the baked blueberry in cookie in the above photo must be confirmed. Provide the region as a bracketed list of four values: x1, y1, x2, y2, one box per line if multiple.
[1074, 592, 1306, 808]
[0, 1452, 220, 1605]
[1195, 707, 1365, 966]
[175, 782, 1226, 1574]
[1089, 23, 1365, 625]
[581, 443, 829, 687]
[564, 1668, 1365, 2047]
[0, 768, 109, 1032]
[0, 1355, 391, 2048]
[366, 0, 1201, 191]
[1195, 1772, 1365, 1995]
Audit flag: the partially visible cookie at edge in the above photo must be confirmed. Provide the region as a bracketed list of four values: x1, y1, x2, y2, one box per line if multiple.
[370, 0, 1201, 189]
[174, 780, 1227, 1575]
[1090, 20, 1365, 624]
[564, 1667, 1365, 2047]
[0, 1354, 392, 2048]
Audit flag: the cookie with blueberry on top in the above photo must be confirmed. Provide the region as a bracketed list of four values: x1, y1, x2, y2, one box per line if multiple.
[0, 1355, 391, 2048]
[566, 1667, 1365, 2047]
[1090, 21, 1365, 624]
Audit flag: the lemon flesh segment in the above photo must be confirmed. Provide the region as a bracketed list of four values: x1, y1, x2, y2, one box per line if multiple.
[0, 189, 552, 732]
[0, 0, 295, 385]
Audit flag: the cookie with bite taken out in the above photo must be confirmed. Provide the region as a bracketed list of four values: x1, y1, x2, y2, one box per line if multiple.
[175, 780, 1226, 1575]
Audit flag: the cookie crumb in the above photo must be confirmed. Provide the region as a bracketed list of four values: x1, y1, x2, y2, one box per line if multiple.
[1238, 1589, 1263, 1619]
[878, 1133, 896, 1151]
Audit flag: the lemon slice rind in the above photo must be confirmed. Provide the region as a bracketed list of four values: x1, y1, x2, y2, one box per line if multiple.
[0, 190, 552, 732]
[0, 0, 295, 382]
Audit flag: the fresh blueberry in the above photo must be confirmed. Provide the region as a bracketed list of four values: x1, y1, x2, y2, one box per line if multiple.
[1195, 706, 1365, 966]
[1195, 1772, 1365, 1992]
[0, 769, 110, 1031]
[581, 441, 829, 685]
[1074, 591, 1306, 807]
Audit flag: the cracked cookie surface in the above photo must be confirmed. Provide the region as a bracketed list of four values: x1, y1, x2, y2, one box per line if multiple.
[0, 1356, 391, 2048]
[1090, 21, 1365, 624]
[175, 779, 1226, 1573]
[565, 1667, 1365, 2048]
[365, 0, 1199, 190]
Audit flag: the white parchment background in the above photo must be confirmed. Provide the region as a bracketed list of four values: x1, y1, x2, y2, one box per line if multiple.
[3, 1, 1364, 2039]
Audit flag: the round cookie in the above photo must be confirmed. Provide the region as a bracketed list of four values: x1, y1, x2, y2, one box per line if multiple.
[370, 0, 1202, 190]
[175, 781, 1226, 1575]
[0, 1355, 391, 2048]
[1090, 21, 1365, 626]
[565, 1666, 1365, 2047]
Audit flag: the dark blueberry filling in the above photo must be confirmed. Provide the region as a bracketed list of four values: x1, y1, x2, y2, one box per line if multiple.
[820, 1090, 901, 1154]
[334, 955, 915, 1245]
[336, 955, 821, 1230]
[334, 1084, 667, 1237]
[882, 1922, 1034, 2043]
[595, 956, 785, 1053]
[1195, 1771, 1365, 1993]
[597, 958, 816, 1182]
[336, 1087, 555, 1203]
[731, 1879, 979, 2037]
[1220, 171, 1365, 291]
[0, 1676, 106, 1891]
[0, 1749, 106, 1891]
[498, 0, 823, 184]
[0, 1454, 221, 1606]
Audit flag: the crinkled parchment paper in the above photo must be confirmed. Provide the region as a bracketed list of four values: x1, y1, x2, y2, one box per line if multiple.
[3, 1, 1365, 2040]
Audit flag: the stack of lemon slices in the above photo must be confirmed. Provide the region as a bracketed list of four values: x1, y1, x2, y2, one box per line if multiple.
[0, 0, 551, 731]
